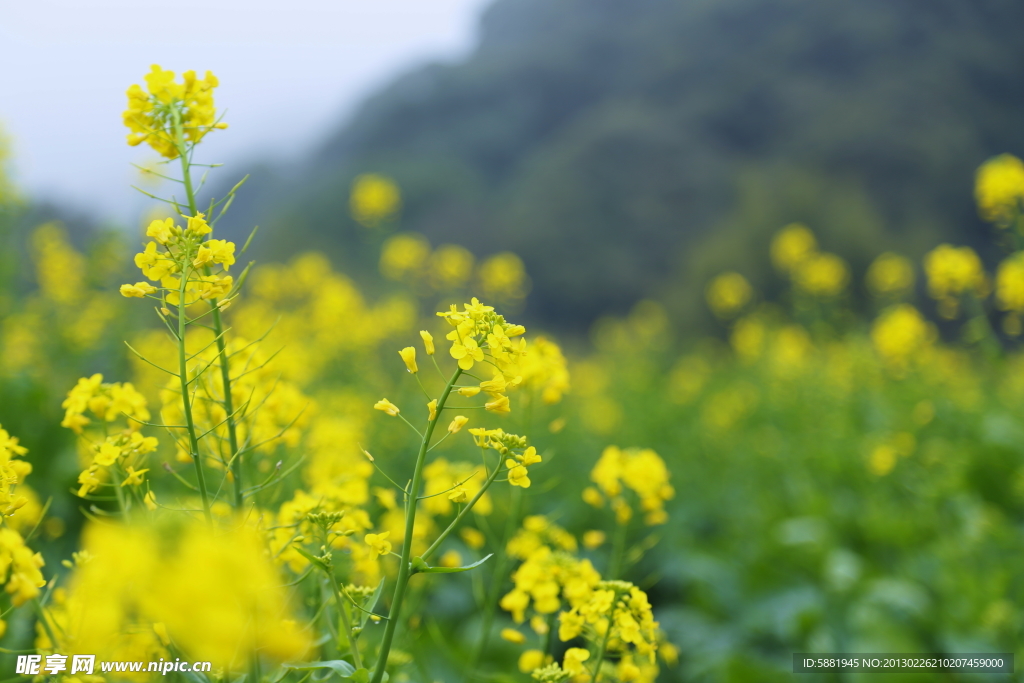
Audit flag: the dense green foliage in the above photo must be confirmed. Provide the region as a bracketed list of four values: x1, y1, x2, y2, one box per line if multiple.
[221, 0, 1024, 333]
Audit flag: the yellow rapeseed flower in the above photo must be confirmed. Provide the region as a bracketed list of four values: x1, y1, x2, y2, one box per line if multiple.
[420, 330, 435, 355]
[373, 398, 400, 416]
[794, 252, 849, 297]
[770, 223, 817, 272]
[870, 304, 935, 369]
[448, 415, 469, 433]
[996, 252, 1024, 312]
[706, 272, 752, 318]
[124, 65, 224, 158]
[976, 153, 1024, 225]
[501, 628, 526, 644]
[350, 173, 401, 227]
[399, 346, 418, 373]
[866, 252, 914, 298]
[364, 531, 392, 559]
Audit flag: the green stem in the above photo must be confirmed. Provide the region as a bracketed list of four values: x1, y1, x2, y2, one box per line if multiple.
[421, 458, 503, 563]
[175, 107, 244, 509]
[177, 263, 212, 523]
[329, 574, 364, 669]
[171, 107, 212, 524]
[369, 368, 462, 683]
[589, 596, 619, 683]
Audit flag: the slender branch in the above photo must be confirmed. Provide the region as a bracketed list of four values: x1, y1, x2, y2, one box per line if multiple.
[369, 368, 462, 683]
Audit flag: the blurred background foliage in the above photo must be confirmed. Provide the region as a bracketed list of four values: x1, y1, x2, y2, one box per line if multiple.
[210, 0, 1024, 335]
[3, 0, 1024, 680]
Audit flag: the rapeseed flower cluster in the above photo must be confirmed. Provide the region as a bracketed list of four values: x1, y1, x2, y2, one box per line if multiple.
[770, 224, 849, 297]
[866, 252, 915, 299]
[122, 213, 236, 307]
[0, 425, 45, 625]
[124, 65, 226, 158]
[975, 153, 1024, 227]
[379, 233, 531, 301]
[705, 271, 753, 319]
[923, 244, 988, 319]
[351, 173, 402, 227]
[584, 446, 674, 525]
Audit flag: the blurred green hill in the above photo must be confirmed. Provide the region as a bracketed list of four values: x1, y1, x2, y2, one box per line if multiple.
[219, 0, 1024, 333]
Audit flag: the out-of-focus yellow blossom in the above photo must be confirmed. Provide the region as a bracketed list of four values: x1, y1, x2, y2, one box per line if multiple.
[422, 459, 492, 516]
[0, 528, 46, 606]
[869, 443, 897, 476]
[32, 223, 86, 305]
[582, 487, 604, 508]
[731, 315, 766, 362]
[374, 398, 400, 416]
[448, 415, 469, 433]
[429, 245, 475, 289]
[156, 337, 309, 468]
[440, 549, 463, 568]
[924, 244, 988, 318]
[520, 336, 571, 404]
[501, 546, 600, 623]
[478, 252, 530, 301]
[996, 252, 1024, 313]
[420, 330, 435, 354]
[519, 649, 547, 673]
[582, 530, 606, 549]
[501, 628, 527, 644]
[706, 272, 753, 318]
[508, 516, 578, 560]
[399, 346, 418, 373]
[976, 153, 1024, 225]
[233, 253, 415, 385]
[770, 223, 817, 273]
[365, 531, 393, 559]
[871, 304, 936, 370]
[380, 233, 430, 281]
[590, 446, 674, 525]
[867, 252, 915, 298]
[794, 252, 849, 297]
[60, 520, 308, 668]
[124, 65, 224, 158]
[0, 426, 45, 607]
[460, 527, 486, 549]
[351, 173, 401, 227]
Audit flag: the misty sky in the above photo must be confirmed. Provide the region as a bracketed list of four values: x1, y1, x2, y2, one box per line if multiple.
[0, 0, 489, 224]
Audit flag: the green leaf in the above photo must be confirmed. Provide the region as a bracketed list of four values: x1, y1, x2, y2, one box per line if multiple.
[358, 577, 386, 630]
[292, 545, 329, 571]
[283, 660, 356, 680]
[413, 553, 494, 574]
